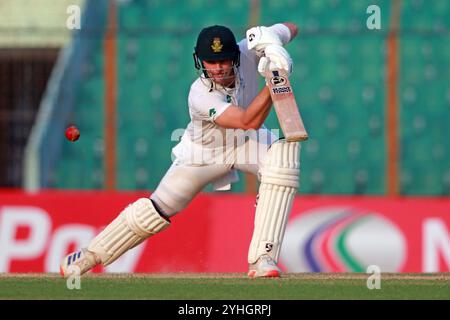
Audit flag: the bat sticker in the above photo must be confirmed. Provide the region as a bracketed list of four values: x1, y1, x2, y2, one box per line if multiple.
[272, 86, 292, 94]
[270, 75, 287, 86]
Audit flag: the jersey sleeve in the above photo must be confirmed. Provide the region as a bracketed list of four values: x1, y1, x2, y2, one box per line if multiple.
[267, 23, 292, 45]
[238, 38, 259, 67]
[188, 86, 232, 123]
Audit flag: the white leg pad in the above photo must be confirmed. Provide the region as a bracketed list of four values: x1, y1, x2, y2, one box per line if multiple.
[248, 140, 300, 264]
[88, 198, 170, 266]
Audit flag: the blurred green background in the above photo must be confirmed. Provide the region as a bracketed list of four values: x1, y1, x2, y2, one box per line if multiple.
[1, 0, 449, 195]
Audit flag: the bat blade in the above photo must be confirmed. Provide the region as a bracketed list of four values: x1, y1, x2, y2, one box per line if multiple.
[266, 69, 308, 142]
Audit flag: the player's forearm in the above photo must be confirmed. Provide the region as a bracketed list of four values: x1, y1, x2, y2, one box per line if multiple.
[241, 87, 272, 130]
[282, 22, 298, 40]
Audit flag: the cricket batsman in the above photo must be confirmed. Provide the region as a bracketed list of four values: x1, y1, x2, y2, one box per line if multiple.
[61, 22, 300, 278]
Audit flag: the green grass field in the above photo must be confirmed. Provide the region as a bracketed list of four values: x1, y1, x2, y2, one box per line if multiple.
[0, 273, 448, 300]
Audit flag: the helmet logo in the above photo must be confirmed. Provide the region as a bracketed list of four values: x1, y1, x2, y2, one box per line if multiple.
[211, 38, 223, 53]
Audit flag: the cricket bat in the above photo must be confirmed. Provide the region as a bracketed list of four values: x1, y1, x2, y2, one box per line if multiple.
[266, 69, 308, 142]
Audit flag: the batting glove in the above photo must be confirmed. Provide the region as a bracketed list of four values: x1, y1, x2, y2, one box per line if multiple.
[258, 44, 293, 78]
[246, 26, 283, 55]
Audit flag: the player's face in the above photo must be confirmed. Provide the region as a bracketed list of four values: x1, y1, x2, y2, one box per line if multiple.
[202, 59, 235, 86]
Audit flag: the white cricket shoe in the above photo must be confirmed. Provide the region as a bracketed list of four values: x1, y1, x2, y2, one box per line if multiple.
[60, 248, 101, 277]
[247, 255, 281, 278]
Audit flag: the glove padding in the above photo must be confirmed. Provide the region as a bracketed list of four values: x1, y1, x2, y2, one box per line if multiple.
[258, 44, 293, 78]
[246, 26, 282, 55]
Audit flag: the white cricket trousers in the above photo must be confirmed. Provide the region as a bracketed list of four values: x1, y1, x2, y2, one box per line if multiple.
[150, 129, 277, 217]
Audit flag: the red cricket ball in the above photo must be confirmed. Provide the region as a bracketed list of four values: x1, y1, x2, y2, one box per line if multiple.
[65, 125, 80, 142]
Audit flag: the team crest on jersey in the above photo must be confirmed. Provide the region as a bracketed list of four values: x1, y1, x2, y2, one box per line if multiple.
[211, 38, 223, 53]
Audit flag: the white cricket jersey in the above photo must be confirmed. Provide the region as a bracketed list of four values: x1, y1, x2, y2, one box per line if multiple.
[172, 24, 291, 166]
